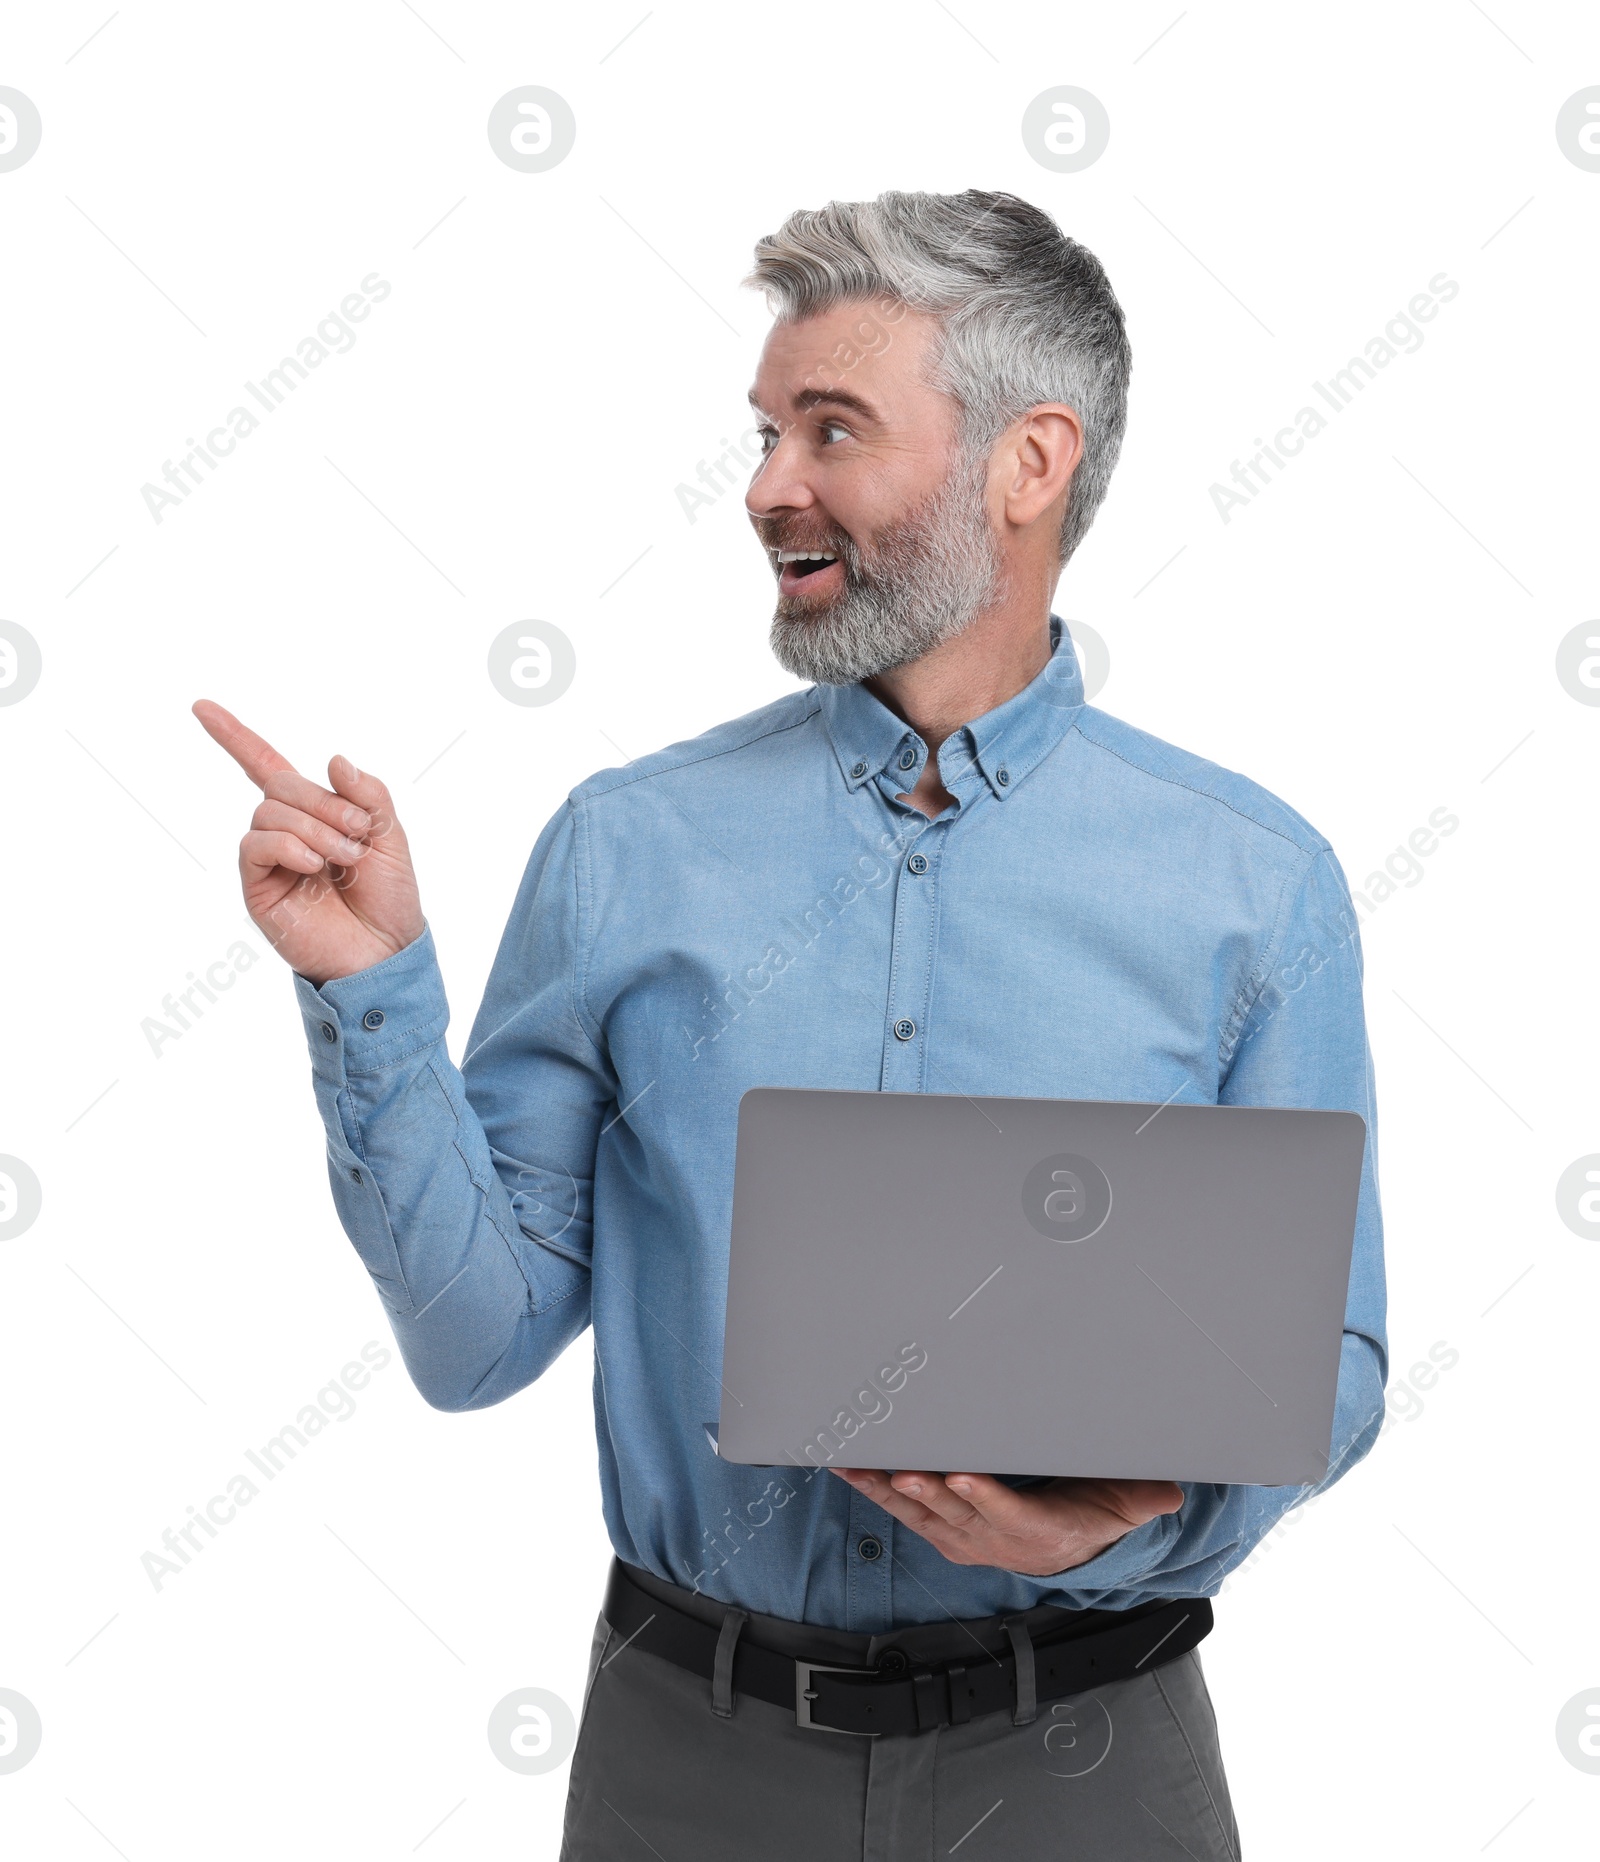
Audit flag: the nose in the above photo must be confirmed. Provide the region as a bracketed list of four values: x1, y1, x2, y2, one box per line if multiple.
[745, 428, 816, 520]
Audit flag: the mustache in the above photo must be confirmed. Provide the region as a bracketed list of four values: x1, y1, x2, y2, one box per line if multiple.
[751, 516, 855, 559]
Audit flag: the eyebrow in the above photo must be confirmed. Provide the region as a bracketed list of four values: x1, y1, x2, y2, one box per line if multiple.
[747, 385, 880, 422]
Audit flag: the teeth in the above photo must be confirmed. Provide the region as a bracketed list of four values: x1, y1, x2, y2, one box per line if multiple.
[776, 550, 838, 563]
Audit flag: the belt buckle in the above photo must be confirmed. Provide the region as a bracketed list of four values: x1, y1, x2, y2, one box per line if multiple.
[794, 1659, 881, 1735]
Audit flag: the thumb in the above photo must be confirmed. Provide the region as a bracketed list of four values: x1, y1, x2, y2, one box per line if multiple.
[1116, 1480, 1185, 1521]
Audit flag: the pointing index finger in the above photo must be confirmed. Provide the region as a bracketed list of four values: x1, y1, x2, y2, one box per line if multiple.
[192, 699, 300, 791]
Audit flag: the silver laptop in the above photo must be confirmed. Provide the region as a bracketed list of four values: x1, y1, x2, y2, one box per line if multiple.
[715, 1088, 1366, 1487]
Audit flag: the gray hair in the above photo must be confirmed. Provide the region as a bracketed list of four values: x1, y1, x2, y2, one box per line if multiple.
[744, 190, 1131, 566]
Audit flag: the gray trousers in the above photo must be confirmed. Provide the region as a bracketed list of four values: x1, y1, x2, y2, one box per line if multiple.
[560, 1566, 1240, 1861]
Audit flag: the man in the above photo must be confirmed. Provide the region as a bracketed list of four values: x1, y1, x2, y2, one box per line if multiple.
[196, 190, 1386, 1859]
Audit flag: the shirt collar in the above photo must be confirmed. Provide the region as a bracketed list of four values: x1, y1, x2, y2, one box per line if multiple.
[816, 614, 1085, 803]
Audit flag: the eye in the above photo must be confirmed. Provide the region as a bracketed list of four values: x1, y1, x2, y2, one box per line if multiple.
[755, 425, 779, 456]
[820, 421, 851, 445]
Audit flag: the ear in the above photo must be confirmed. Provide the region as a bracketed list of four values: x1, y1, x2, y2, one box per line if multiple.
[999, 404, 1083, 531]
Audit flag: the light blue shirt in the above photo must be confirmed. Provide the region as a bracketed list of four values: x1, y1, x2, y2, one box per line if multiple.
[294, 617, 1387, 1632]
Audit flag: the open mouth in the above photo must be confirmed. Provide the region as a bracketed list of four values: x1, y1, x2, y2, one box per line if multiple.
[775, 548, 844, 598]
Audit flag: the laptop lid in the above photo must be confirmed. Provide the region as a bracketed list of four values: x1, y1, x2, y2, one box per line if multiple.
[716, 1088, 1366, 1486]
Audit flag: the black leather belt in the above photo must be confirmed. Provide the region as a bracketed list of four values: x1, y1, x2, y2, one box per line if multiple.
[603, 1560, 1212, 1737]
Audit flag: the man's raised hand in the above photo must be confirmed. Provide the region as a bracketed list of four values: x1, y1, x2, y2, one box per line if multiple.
[192, 700, 425, 987]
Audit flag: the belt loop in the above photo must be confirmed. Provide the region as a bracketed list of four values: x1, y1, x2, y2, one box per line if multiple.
[711, 1608, 749, 1718]
[1005, 1618, 1037, 1726]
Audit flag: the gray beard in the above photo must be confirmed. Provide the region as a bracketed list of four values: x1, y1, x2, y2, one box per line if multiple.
[768, 452, 1002, 686]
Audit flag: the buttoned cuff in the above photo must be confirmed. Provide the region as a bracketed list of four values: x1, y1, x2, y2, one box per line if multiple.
[293, 925, 449, 1084]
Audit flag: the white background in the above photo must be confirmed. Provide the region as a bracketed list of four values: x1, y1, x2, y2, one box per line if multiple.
[1, 2, 1597, 1856]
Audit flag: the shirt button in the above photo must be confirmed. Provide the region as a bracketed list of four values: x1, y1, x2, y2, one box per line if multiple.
[857, 1536, 883, 1561]
[893, 1018, 916, 1042]
[898, 748, 917, 771]
[362, 1009, 385, 1030]
[996, 765, 1010, 787]
[319, 1021, 337, 1043]
[350, 1167, 363, 1184]
[851, 759, 868, 778]
[907, 851, 928, 875]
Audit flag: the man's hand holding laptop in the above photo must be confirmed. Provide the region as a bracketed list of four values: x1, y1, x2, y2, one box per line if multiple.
[831, 1468, 1184, 1576]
